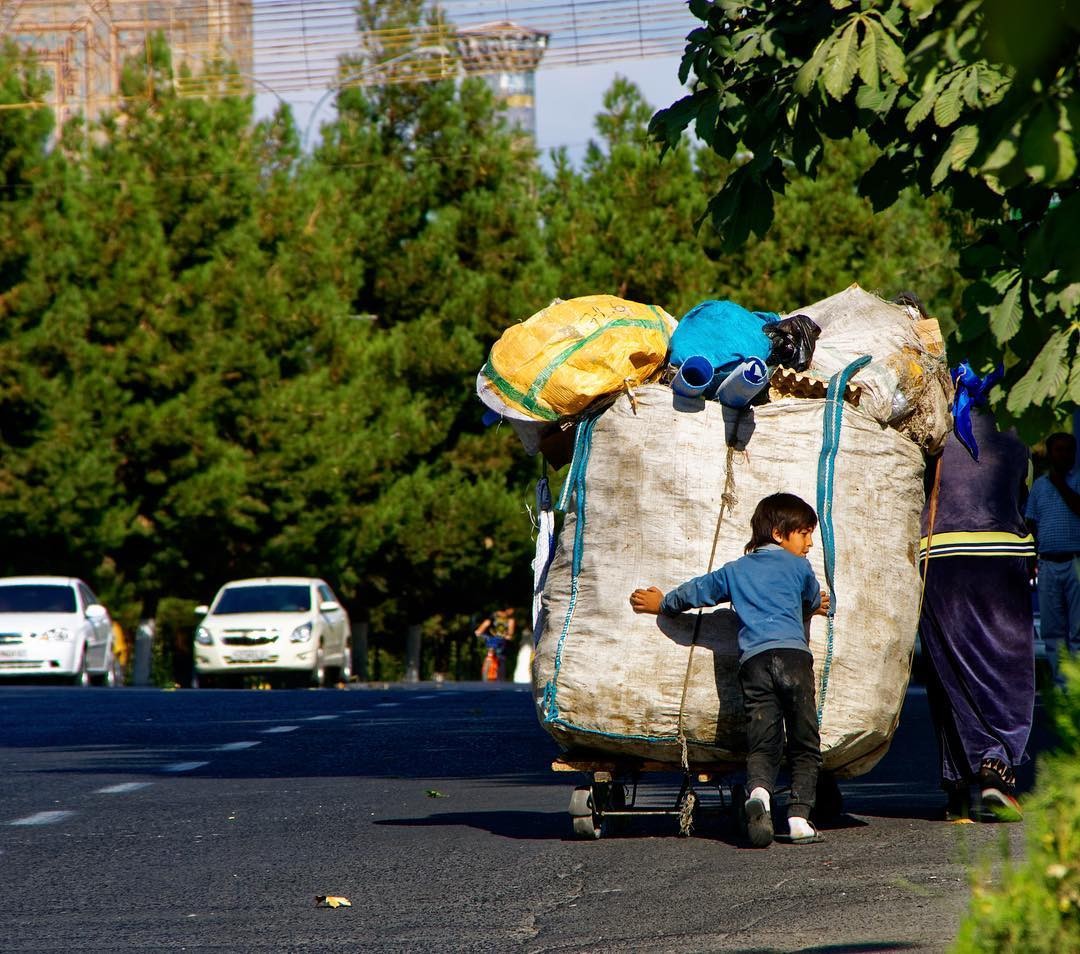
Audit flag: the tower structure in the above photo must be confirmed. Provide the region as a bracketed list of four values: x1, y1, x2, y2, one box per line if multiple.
[1, 0, 253, 124]
[454, 21, 549, 138]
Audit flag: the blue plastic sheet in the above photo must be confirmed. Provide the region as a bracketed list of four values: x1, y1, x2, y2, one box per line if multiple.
[669, 300, 777, 374]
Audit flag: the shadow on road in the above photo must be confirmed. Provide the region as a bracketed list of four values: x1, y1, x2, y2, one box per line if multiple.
[375, 810, 568, 840]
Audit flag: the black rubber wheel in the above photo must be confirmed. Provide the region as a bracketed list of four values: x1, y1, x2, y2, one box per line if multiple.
[593, 781, 627, 836]
[569, 785, 601, 839]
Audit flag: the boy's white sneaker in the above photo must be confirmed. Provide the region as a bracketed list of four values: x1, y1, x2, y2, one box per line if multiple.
[744, 787, 773, 848]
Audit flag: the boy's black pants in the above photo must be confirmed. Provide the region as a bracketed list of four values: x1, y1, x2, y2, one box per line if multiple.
[738, 648, 821, 819]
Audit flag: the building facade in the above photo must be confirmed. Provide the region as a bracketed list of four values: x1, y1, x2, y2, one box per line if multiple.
[1, 0, 253, 125]
[456, 21, 549, 138]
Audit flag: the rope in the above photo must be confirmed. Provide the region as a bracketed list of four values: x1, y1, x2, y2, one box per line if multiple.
[676, 443, 739, 772]
[815, 356, 871, 726]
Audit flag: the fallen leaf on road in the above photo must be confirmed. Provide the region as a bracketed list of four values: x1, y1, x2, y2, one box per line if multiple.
[425, 789, 446, 798]
[315, 896, 352, 908]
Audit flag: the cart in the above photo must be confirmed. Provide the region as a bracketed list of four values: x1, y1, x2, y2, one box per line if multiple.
[554, 753, 743, 840]
[554, 753, 845, 840]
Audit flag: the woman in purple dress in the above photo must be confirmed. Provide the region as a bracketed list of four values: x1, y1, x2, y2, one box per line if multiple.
[918, 365, 1034, 822]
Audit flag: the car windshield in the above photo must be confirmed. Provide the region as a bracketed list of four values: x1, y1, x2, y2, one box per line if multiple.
[214, 585, 311, 614]
[0, 585, 77, 614]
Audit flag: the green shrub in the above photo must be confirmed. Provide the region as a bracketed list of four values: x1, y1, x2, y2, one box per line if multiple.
[953, 655, 1080, 952]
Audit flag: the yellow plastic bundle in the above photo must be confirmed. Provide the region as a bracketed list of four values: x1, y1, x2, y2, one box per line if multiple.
[478, 295, 676, 422]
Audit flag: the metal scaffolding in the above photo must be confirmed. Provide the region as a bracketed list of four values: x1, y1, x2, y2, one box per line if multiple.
[0, 0, 254, 122]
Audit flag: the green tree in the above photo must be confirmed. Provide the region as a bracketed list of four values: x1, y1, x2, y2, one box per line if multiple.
[541, 77, 719, 318]
[0, 45, 144, 619]
[308, 3, 556, 660]
[0, 26, 970, 681]
[553, 76, 964, 324]
[650, 0, 1079, 437]
[705, 132, 966, 326]
[0, 39, 347, 639]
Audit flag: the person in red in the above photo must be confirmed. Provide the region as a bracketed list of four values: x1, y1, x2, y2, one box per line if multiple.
[475, 607, 516, 681]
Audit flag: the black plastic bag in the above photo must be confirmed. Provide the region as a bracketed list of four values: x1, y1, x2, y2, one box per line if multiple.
[762, 314, 821, 372]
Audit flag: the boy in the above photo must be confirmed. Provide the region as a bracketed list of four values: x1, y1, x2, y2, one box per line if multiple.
[630, 492, 830, 847]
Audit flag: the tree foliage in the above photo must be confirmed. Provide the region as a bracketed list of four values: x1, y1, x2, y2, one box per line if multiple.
[0, 13, 967, 674]
[650, 0, 1080, 438]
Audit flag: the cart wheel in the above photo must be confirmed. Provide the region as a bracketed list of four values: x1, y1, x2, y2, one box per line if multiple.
[569, 785, 601, 840]
[813, 771, 844, 823]
[594, 781, 626, 836]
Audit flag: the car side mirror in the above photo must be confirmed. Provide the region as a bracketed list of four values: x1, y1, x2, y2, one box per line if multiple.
[319, 600, 340, 613]
[195, 605, 210, 616]
[85, 604, 108, 621]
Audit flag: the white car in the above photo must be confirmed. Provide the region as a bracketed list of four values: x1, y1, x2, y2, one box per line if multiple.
[0, 576, 120, 686]
[192, 577, 352, 688]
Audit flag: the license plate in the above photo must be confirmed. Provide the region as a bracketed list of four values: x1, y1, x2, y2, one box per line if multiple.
[229, 649, 272, 662]
[0, 648, 27, 659]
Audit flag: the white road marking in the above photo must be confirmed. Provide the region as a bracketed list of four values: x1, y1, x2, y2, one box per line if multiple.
[215, 741, 262, 751]
[261, 725, 299, 734]
[9, 811, 75, 826]
[374, 702, 400, 708]
[96, 783, 153, 794]
[303, 715, 338, 721]
[161, 761, 209, 773]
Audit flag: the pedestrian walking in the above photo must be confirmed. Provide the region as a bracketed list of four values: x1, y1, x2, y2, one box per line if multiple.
[918, 364, 1034, 822]
[629, 492, 830, 847]
[1025, 431, 1080, 687]
[475, 607, 516, 681]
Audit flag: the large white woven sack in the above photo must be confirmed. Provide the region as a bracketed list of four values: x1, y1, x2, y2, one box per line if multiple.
[532, 384, 924, 778]
[789, 283, 952, 451]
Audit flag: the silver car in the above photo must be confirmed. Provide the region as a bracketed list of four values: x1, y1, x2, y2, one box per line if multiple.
[192, 577, 352, 688]
[0, 576, 119, 685]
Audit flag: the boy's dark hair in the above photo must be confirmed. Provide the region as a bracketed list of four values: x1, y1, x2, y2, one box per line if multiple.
[744, 493, 818, 554]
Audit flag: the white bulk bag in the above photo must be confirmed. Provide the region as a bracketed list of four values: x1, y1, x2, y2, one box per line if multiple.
[532, 384, 924, 778]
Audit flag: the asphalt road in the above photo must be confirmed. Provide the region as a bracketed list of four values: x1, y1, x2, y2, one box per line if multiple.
[0, 680, 1050, 953]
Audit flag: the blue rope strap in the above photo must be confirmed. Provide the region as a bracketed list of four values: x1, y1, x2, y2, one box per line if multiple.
[543, 414, 600, 724]
[815, 356, 871, 726]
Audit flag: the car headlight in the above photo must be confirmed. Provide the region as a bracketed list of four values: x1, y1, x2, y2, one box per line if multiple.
[37, 628, 73, 641]
[289, 622, 313, 643]
[194, 626, 214, 646]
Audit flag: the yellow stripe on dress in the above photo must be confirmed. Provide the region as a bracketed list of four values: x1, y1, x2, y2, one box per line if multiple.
[918, 530, 1035, 560]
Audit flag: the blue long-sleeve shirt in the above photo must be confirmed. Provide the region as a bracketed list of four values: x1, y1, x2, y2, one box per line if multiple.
[658, 544, 822, 666]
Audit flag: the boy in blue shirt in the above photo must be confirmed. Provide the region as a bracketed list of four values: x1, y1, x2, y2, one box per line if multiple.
[630, 492, 830, 847]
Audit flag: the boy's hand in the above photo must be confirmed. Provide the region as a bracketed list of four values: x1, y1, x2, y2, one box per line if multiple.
[629, 586, 663, 615]
[814, 590, 831, 617]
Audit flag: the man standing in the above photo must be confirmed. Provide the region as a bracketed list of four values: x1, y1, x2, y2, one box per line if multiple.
[1025, 432, 1080, 686]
